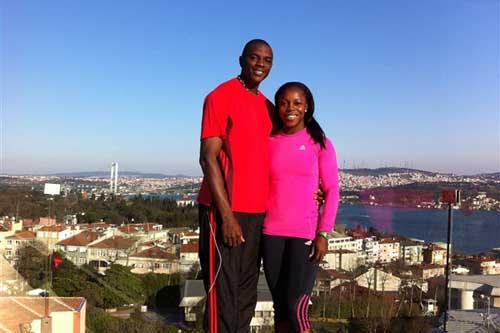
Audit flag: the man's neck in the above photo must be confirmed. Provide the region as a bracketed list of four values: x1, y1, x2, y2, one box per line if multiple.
[238, 75, 259, 94]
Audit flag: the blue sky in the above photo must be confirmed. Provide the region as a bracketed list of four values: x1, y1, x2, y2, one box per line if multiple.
[2, 0, 499, 175]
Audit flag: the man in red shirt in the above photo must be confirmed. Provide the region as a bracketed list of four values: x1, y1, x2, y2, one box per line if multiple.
[198, 39, 274, 332]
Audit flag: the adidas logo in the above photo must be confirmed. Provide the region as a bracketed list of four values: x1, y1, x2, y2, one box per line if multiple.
[299, 145, 306, 151]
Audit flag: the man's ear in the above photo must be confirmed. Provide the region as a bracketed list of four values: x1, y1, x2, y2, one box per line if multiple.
[238, 55, 243, 68]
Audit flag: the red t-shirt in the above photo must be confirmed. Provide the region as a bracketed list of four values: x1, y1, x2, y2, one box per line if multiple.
[198, 78, 273, 213]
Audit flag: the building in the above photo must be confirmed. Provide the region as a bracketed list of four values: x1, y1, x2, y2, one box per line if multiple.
[400, 240, 424, 265]
[0, 217, 23, 256]
[55, 230, 104, 266]
[167, 227, 192, 245]
[461, 256, 499, 275]
[313, 269, 350, 296]
[118, 223, 163, 235]
[423, 243, 447, 266]
[128, 246, 179, 274]
[4, 230, 37, 262]
[378, 238, 400, 263]
[37, 217, 57, 227]
[323, 249, 359, 271]
[36, 225, 80, 251]
[87, 236, 140, 272]
[0, 255, 30, 295]
[355, 267, 402, 292]
[327, 232, 363, 252]
[180, 241, 199, 273]
[179, 230, 200, 244]
[411, 264, 445, 280]
[361, 236, 380, 265]
[0, 297, 86, 333]
[450, 274, 500, 310]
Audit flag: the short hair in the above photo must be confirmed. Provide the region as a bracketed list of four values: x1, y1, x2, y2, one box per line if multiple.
[241, 39, 272, 56]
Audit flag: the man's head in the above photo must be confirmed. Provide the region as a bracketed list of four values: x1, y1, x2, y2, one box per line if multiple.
[239, 39, 273, 90]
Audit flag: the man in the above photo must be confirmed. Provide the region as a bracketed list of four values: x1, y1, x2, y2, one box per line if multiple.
[198, 39, 274, 333]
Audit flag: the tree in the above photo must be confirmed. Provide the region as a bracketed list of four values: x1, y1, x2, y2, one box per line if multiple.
[99, 264, 145, 308]
[15, 242, 49, 288]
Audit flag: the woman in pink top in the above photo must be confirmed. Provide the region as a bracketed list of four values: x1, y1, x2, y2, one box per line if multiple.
[262, 82, 340, 333]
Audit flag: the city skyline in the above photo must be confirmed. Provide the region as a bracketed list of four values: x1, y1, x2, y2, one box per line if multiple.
[2, 0, 499, 175]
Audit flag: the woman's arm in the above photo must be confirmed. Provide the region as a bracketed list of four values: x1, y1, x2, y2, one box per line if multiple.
[317, 138, 340, 233]
[310, 138, 340, 263]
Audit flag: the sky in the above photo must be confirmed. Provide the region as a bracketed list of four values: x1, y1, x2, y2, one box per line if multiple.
[1, 0, 499, 176]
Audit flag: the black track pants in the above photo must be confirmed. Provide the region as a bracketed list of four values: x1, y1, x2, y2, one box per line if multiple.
[262, 234, 319, 333]
[198, 205, 264, 333]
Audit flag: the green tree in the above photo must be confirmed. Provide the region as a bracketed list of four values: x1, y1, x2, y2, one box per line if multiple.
[15, 242, 49, 288]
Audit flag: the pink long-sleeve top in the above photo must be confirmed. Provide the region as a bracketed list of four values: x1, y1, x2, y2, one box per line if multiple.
[263, 128, 340, 240]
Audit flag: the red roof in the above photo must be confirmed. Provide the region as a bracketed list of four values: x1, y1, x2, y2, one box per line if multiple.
[130, 247, 177, 260]
[119, 223, 158, 234]
[38, 225, 67, 232]
[56, 231, 102, 246]
[89, 236, 139, 249]
[325, 269, 349, 280]
[5, 231, 36, 240]
[180, 241, 199, 253]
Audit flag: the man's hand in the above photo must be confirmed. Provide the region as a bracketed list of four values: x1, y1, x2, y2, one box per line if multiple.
[309, 236, 328, 263]
[222, 213, 245, 247]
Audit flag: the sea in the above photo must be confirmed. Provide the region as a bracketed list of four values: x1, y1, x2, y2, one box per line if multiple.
[336, 204, 500, 255]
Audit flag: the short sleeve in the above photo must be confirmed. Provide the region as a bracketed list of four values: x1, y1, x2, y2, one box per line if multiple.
[200, 93, 229, 140]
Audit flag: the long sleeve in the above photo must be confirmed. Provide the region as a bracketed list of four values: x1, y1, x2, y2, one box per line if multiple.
[317, 138, 340, 233]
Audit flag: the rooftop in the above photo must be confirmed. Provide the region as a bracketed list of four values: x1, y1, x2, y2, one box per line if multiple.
[130, 246, 177, 260]
[180, 241, 199, 253]
[38, 224, 67, 232]
[89, 236, 139, 249]
[5, 230, 36, 240]
[445, 309, 500, 333]
[0, 297, 86, 333]
[118, 223, 159, 234]
[56, 230, 102, 246]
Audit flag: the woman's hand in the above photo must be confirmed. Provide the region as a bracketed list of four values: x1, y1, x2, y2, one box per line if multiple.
[309, 235, 328, 263]
[314, 187, 325, 206]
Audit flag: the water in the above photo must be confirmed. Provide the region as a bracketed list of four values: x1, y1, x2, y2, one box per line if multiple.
[336, 204, 500, 254]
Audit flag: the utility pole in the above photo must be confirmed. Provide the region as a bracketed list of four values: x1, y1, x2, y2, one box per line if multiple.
[441, 189, 460, 333]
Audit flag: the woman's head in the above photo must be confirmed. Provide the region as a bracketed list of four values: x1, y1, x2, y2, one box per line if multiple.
[273, 82, 325, 148]
[274, 82, 314, 134]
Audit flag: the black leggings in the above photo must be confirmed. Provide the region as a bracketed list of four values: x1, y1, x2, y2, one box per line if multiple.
[262, 234, 319, 333]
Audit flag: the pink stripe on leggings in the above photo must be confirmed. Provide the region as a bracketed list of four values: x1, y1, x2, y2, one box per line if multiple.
[296, 294, 308, 332]
[302, 295, 310, 329]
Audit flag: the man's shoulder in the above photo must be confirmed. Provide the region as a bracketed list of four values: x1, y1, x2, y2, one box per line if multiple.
[206, 77, 238, 100]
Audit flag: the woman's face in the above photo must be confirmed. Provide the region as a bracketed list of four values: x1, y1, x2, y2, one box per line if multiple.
[277, 87, 307, 134]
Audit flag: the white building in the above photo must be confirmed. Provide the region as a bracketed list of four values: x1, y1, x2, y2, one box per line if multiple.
[400, 240, 424, 266]
[36, 225, 81, 251]
[324, 249, 360, 272]
[4, 231, 37, 263]
[355, 267, 402, 292]
[361, 236, 380, 265]
[327, 232, 363, 252]
[378, 238, 400, 263]
[55, 230, 104, 266]
[179, 241, 199, 273]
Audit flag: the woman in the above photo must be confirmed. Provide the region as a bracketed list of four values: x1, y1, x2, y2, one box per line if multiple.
[262, 82, 340, 333]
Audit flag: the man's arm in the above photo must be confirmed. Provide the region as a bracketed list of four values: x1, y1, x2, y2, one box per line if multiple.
[200, 137, 244, 247]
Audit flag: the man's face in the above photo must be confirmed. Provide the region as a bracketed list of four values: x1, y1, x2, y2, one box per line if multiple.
[239, 42, 273, 88]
